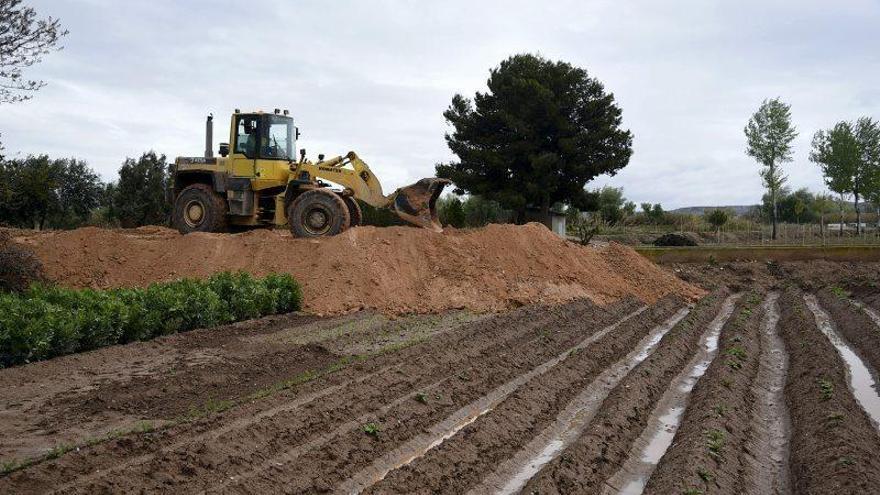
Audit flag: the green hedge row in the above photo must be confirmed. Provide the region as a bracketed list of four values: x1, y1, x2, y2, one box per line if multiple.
[0, 272, 302, 367]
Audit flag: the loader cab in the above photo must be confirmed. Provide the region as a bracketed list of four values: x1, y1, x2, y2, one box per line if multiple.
[228, 111, 296, 181]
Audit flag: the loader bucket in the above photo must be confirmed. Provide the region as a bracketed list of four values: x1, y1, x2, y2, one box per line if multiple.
[391, 178, 452, 232]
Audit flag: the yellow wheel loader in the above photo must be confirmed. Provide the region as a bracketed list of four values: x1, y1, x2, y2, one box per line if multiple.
[169, 109, 450, 237]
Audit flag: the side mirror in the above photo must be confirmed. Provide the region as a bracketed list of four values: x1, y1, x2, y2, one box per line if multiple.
[219, 143, 229, 157]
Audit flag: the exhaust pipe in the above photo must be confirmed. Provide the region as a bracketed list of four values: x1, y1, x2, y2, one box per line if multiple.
[205, 114, 214, 159]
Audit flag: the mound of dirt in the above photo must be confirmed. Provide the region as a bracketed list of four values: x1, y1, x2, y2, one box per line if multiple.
[653, 232, 699, 247]
[10, 223, 702, 315]
[0, 230, 45, 293]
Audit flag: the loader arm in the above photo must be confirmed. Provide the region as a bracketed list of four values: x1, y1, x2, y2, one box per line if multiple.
[296, 151, 451, 231]
[301, 152, 391, 208]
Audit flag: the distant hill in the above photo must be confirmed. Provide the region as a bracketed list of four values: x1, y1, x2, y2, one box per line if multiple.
[670, 205, 758, 216]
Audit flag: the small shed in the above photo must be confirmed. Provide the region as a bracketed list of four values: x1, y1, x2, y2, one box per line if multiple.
[525, 208, 567, 237]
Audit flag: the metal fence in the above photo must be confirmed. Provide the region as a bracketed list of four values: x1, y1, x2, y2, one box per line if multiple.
[598, 221, 880, 247]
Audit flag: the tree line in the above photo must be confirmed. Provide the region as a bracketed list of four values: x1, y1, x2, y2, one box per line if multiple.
[745, 99, 880, 238]
[0, 152, 171, 229]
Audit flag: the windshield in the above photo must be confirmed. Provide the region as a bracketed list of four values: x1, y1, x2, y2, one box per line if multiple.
[260, 115, 294, 160]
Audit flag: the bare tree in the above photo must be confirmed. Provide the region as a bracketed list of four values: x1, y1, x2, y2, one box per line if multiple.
[0, 0, 67, 104]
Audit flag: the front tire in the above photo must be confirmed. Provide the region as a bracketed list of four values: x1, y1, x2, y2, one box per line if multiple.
[342, 196, 362, 228]
[172, 183, 228, 234]
[288, 189, 350, 238]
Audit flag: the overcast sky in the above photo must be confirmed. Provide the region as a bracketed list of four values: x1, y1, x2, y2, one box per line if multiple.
[1, 0, 878, 208]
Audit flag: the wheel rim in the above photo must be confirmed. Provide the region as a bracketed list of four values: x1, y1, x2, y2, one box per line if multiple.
[183, 200, 205, 228]
[302, 206, 332, 235]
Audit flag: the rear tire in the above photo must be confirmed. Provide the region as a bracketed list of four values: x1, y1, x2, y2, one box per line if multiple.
[288, 189, 350, 238]
[342, 196, 362, 228]
[172, 183, 228, 234]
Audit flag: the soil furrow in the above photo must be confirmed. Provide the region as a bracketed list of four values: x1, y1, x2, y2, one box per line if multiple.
[638, 292, 791, 495]
[805, 294, 880, 427]
[778, 288, 880, 494]
[515, 289, 733, 494]
[850, 298, 880, 327]
[744, 292, 790, 495]
[235, 304, 655, 495]
[817, 289, 880, 390]
[1, 298, 639, 494]
[603, 293, 739, 495]
[360, 300, 689, 495]
[464, 307, 692, 495]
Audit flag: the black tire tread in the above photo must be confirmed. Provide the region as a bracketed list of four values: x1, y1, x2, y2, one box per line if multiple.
[287, 189, 350, 238]
[172, 183, 228, 233]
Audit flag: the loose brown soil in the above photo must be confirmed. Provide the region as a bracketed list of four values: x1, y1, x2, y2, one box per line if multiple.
[0, 296, 643, 493]
[6, 253, 880, 493]
[777, 288, 880, 494]
[518, 290, 732, 494]
[361, 296, 686, 494]
[671, 259, 880, 292]
[7, 223, 701, 315]
[642, 292, 780, 495]
[817, 289, 880, 378]
[0, 309, 485, 462]
[851, 283, 880, 312]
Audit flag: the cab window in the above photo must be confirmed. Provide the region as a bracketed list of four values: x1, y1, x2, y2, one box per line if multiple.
[261, 115, 294, 160]
[235, 116, 259, 159]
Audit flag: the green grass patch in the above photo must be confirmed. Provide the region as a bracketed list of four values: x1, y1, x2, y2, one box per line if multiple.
[0, 271, 302, 367]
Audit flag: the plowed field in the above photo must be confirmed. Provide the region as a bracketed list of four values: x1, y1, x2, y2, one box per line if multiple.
[3, 241, 880, 494]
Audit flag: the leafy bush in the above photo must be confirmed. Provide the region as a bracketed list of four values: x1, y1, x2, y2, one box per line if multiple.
[262, 273, 301, 314]
[0, 272, 302, 367]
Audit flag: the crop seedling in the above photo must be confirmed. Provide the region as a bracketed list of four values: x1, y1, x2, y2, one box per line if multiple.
[706, 429, 725, 460]
[818, 377, 834, 401]
[829, 286, 850, 299]
[45, 443, 74, 460]
[712, 404, 727, 418]
[720, 378, 732, 389]
[362, 423, 381, 437]
[415, 392, 428, 404]
[1, 458, 20, 475]
[683, 489, 703, 495]
[726, 359, 743, 370]
[697, 467, 714, 482]
[838, 456, 855, 466]
[726, 345, 746, 360]
[827, 412, 845, 428]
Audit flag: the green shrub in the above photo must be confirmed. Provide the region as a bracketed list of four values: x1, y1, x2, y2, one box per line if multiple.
[262, 273, 302, 313]
[0, 272, 302, 367]
[208, 271, 265, 322]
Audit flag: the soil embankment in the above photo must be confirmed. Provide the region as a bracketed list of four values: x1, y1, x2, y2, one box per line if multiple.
[7, 223, 702, 315]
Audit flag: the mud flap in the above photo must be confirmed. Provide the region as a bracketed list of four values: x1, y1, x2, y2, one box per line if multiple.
[391, 178, 452, 232]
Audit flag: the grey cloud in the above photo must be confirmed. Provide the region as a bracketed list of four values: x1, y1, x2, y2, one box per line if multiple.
[0, 0, 877, 208]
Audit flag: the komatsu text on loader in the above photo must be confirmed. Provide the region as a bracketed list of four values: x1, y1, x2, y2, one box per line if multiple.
[169, 109, 450, 237]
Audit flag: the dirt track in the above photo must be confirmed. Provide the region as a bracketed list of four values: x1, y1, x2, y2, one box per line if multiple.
[3, 259, 880, 493]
